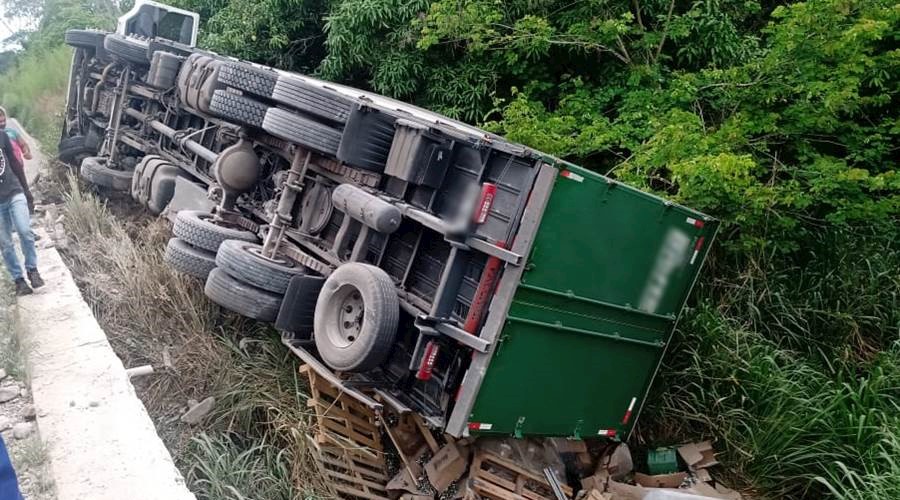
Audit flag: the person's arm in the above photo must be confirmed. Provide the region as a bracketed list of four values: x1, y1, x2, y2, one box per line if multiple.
[16, 136, 32, 161]
[3, 134, 33, 212]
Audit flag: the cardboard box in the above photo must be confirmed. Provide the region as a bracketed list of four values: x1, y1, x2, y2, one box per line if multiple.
[425, 442, 469, 492]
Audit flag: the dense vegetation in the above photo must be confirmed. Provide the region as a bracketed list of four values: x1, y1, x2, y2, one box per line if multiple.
[1, 0, 897, 498]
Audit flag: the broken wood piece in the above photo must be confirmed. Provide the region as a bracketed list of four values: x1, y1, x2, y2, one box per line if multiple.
[425, 442, 469, 493]
[383, 418, 427, 480]
[412, 413, 441, 453]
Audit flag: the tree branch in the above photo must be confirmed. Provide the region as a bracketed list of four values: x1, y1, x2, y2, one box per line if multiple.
[653, 0, 676, 63]
[632, 0, 645, 30]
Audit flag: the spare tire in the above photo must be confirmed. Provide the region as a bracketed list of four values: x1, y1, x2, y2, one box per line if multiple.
[314, 263, 399, 372]
[164, 238, 216, 280]
[205, 268, 282, 322]
[216, 240, 308, 294]
[173, 210, 258, 252]
[80, 156, 133, 191]
[104, 34, 150, 66]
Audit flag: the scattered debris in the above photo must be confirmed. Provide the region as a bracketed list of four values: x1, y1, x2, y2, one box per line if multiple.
[180, 396, 214, 424]
[22, 404, 36, 421]
[0, 386, 19, 403]
[634, 472, 688, 488]
[678, 442, 719, 471]
[647, 447, 679, 475]
[12, 422, 34, 440]
[125, 364, 154, 379]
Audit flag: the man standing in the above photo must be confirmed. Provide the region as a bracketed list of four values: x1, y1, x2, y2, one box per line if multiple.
[0, 122, 42, 295]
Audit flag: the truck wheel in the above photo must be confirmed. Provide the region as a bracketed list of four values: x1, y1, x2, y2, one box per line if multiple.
[276, 274, 326, 339]
[217, 63, 277, 99]
[218, 63, 352, 125]
[173, 210, 258, 252]
[164, 238, 216, 280]
[336, 104, 397, 172]
[272, 75, 353, 125]
[208, 90, 268, 128]
[103, 34, 150, 66]
[205, 268, 282, 322]
[80, 156, 133, 191]
[262, 108, 342, 156]
[314, 263, 399, 372]
[58, 136, 97, 164]
[64, 29, 106, 51]
[216, 240, 308, 294]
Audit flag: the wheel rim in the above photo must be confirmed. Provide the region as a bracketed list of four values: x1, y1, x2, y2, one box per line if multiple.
[329, 284, 364, 349]
[247, 246, 296, 267]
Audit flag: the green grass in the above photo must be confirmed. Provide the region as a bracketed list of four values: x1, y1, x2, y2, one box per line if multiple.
[0, 45, 73, 152]
[644, 229, 900, 498]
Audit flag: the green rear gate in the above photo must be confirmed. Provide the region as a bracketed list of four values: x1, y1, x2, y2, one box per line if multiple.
[467, 164, 717, 439]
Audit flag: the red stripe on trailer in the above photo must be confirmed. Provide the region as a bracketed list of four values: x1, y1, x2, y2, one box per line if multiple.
[598, 429, 617, 437]
[415, 341, 440, 381]
[473, 183, 497, 224]
[621, 397, 637, 424]
[694, 236, 706, 251]
[463, 242, 506, 334]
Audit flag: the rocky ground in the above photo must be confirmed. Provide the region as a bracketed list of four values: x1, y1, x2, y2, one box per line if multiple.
[1, 288, 55, 499]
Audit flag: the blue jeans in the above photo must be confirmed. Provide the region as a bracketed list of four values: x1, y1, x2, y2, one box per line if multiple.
[0, 436, 23, 500]
[0, 193, 37, 281]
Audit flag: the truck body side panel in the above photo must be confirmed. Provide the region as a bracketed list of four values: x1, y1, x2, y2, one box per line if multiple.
[467, 164, 718, 438]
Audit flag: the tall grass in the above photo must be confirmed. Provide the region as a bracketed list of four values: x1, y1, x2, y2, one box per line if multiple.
[644, 229, 900, 498]
[0, 45, 73, 152]
[57, 174, 329, 499]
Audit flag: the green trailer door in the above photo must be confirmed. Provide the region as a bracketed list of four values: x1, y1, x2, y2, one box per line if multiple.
[466, 163, 717, 439]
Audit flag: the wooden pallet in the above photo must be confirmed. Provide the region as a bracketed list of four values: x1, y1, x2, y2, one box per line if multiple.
[308, 434, 391, 500]
[469, 451, 573, 500]
[301, 364, 383, 452]
[301, 364, 389, 499]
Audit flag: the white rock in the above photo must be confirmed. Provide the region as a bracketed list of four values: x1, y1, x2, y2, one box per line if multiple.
[0, 368, 7, 380]
[12, 422, 33, 439]
[0, 416, 11, 431]
[0, 387, 19, 403]
[22, 404, 36, 421]
[180, 397, 215, 425]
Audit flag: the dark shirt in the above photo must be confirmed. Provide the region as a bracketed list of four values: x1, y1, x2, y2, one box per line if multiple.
[0, 132, 24, 202]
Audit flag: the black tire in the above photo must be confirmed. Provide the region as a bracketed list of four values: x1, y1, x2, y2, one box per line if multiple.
[273, 75, 352, 125]
[262, 108, 342, 156]
[103, 34, 150, 66]
[208, 90, 268, 128]
[217, 63, 277, 98]
[336, 104, 397, 172]
[313, 263, 399, 372]
[164, 238, 216, 280]
[173, 210, 258, 252]
[64, 29, 106, 51]
[205, 268, 282, 322]
[276, 274, 326, 339]
[80, 156, 133, 191]
[58, 135, 97, 163]
[216, 240, 308, 294]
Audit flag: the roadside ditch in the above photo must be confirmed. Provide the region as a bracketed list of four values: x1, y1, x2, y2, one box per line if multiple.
[36, 163, 327, 499]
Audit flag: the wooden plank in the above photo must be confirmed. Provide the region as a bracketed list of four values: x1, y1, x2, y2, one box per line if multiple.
[412, 413, 440, 453]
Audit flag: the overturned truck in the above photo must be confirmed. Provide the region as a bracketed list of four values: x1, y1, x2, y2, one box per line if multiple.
[61, 0, 717, 449]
